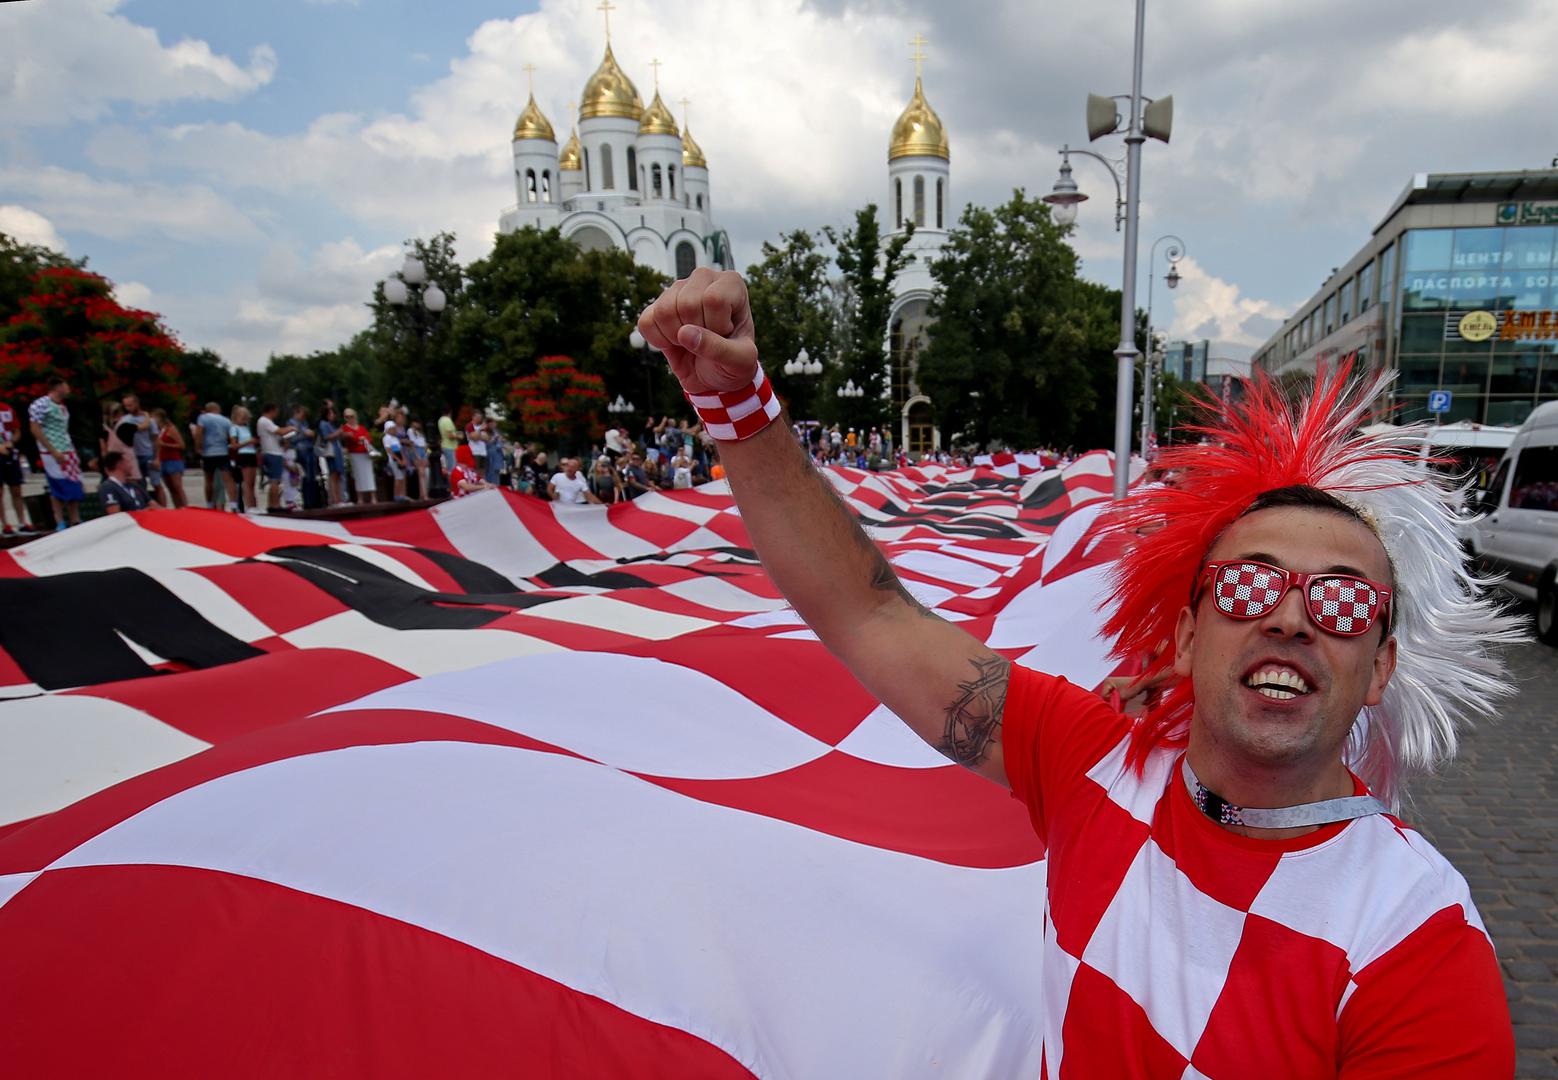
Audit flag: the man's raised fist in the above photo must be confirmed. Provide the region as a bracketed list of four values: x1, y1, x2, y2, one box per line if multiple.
[637, 267, 760, 396]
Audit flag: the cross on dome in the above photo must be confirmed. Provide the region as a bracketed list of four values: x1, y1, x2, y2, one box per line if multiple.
[650, 57, 663, 91]
[909, 33, 928, 78]
[597, 0, 615, 40]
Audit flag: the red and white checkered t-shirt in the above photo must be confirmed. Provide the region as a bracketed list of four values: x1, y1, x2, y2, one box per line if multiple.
[448, 464, 481, 497]
[1002, 664, 1513, 1079]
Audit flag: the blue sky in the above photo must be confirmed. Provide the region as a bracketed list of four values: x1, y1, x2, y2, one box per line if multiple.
[4, 0, 1555, 369]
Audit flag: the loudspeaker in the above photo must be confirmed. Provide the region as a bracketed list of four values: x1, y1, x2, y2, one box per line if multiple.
[1086, 93, 1120, 141]
[1143, 95, 1173, 143]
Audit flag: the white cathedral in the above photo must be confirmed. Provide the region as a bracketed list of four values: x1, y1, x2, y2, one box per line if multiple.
[497, 37, 733, 279]
[497, 31, 954, 456]
[884, 55, 952, 456]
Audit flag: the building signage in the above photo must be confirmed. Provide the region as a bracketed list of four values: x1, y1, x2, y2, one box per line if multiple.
[1428, 390, 1453, 414]
[1458, 310, 1498, 341]
[1409, 272, 1555, 291]
[1497, 201, 1558, 226]
[1496, 309, 1558, 341]
[1443, 308, 1558, 342]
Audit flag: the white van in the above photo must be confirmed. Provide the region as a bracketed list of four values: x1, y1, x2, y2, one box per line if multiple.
[1464, 400, 1558, 645]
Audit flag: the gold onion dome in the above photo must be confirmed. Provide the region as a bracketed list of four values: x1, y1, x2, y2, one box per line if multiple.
[512, 94, 556, 141]
[559, 128, 583, 171]
[682, 126, 707, 169]
[639, 90, 679, 136]
[888, 76, 949, 161]
[579, 44, 643, 120]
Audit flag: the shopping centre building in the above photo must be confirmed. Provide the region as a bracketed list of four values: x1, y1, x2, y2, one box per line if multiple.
[1252, 169, 1558, 425]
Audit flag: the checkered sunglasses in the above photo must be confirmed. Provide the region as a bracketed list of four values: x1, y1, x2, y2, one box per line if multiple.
[1194, 560, 1393, 637]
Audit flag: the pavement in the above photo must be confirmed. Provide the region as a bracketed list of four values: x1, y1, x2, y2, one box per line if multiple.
[1407, 630, 1558, 1078]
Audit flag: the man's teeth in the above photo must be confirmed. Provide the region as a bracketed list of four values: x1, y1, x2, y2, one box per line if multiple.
[1244, 668, 1310, 699]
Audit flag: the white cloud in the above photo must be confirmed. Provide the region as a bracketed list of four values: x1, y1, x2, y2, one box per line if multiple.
[1162, 257, 1291, 351]
[137, 237, 405, 369]
[0, 0, 275, 126]
[0, 205, 66, 251]
[0, 166, 262, 243]
[114, 280, 153, 309]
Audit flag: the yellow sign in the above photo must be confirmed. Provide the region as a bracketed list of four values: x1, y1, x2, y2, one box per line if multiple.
[1458, 310, 1497, 342]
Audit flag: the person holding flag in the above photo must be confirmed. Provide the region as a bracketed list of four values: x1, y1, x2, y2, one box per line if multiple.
[638, 268, 1519, 1076]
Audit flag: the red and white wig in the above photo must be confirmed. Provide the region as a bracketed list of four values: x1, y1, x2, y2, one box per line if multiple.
[1101, 365, 1523, 809]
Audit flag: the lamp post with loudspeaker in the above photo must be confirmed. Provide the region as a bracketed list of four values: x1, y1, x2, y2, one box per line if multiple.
[1043, 0, 1173, 499]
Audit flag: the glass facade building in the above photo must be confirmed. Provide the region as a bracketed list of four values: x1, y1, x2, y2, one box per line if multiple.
[1254, 171, 1558, 426]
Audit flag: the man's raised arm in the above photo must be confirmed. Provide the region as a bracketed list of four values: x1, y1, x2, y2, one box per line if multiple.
[639, 268, 1011, 787]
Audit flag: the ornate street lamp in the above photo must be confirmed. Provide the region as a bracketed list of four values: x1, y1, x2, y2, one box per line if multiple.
[1141, 234, 1186, 457]
[1041, 0, 1174, 499]
[381, 252, 449, 495]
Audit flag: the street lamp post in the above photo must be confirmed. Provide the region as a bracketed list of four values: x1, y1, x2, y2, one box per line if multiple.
[1042, 0, 1172, 500]
[782, 346, 823, 420]
[1141, 235, 1185, 457]
[628, 327, 660, 417]
[384, 253, 447, 495]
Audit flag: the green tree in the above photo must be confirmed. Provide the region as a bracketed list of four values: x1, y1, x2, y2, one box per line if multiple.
[825, 205, 913, 430]
[179, 348, 240, 413]
[252, 332, 385, 418]
[915, 190, 1122, 451]
[451, 226, 667, 425]
[745, 229, 836, 421]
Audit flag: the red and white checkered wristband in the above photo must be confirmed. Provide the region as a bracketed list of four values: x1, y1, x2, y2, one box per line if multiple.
[683, 365, 782, 442]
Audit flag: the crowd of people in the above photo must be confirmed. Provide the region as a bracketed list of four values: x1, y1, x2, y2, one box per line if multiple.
[0, 373, 1081, 533]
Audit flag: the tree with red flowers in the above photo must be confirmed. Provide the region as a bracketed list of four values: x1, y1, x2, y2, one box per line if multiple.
[507, 355, 607, 449]
[0, 264, 193, 455]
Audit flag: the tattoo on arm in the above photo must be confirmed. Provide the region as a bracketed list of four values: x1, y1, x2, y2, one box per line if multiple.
[938, 653, 1010, 768]
[822, 467, 937, 618]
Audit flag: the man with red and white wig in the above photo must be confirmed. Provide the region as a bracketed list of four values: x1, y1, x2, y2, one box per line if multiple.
[639, 268, 1519, 1076]
[448, 445, 490, 498]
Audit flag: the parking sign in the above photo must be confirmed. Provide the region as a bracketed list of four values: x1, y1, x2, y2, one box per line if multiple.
[1428, 390, 1453, 414]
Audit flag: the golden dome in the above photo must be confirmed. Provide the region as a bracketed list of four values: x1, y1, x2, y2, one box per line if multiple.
[579, 44, 643, 121]
[888, 77, 949, 161]
[639, 90, 679, 136]
[559, 128, 582, 171]
[512, 94, 556, 142]
[682, 126, 707, 169]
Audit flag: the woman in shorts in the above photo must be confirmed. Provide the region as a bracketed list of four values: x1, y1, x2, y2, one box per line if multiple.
[316, 404, 346, 506]
[229, 405, 258, 512]
[408, 419, 431, 499]
[151, 407, 188, 508]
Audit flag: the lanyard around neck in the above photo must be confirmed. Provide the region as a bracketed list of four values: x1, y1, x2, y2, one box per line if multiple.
[1182, 759, 1385, 830]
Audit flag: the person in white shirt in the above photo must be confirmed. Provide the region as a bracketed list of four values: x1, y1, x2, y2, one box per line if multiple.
[382, 420, 409, 502]
[255, 404, 295, 511]
[670, 447, 694, 489]
[548, 457, 600, 505]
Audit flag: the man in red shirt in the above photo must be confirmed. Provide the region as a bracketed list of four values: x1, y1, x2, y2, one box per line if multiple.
[638, 269, 1519, 1077]
[447, 445, 490, 498]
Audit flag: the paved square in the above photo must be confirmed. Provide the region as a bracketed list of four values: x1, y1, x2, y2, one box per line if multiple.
[1408, 637, 1558, 1078]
